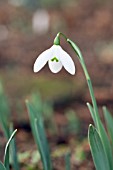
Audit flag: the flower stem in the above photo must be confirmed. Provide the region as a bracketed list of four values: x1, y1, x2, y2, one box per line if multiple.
[57, 33, 100, 132]
[68, 38, 100, 131]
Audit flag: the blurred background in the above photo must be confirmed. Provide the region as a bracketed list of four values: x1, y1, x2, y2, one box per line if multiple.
[0, 0, 113, 169]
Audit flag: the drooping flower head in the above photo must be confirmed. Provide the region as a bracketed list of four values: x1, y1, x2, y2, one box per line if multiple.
[34, 35, 75, 75]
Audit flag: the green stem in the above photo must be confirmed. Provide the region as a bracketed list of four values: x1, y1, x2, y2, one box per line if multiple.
[67, 39, 100, 131]
[68, 39, 100, 131]
[57, 33, 100, 131]
[80, 58, 99, 115]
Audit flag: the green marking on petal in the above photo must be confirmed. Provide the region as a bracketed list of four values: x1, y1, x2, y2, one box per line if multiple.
[51, 57, 59, 62]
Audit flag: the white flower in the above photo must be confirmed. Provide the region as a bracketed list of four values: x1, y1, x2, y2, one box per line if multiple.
[34, 45, 75, 75]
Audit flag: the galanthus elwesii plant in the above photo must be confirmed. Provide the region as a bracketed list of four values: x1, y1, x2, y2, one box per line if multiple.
[33, 32, 113, 170]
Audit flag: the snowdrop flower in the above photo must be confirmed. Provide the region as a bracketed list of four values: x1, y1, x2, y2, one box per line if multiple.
[34, 45, 75, 75]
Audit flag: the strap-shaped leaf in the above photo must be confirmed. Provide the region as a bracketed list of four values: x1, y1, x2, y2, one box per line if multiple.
[26, 101, 52, 170]
[87, 103, 113, 169]
[103, 106, 113, 147]
[4, 129, 17, 170]
[87, 103, 97, 128]
[35, 118, 52, 170]
[26, 100, 40, 143]
[0, 162, 6, 170]
[10, 124, 20, 170]
[65, 152, 71, 170]
[88, 125, 110, 170]
[0, 83, 10, 139]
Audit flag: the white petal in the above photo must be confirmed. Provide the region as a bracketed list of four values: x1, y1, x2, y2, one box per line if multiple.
[49, 45, 61, 60]
[34, 48, 52, 72]
[48, 60, 62, 73]
[59, 47, 75, 75]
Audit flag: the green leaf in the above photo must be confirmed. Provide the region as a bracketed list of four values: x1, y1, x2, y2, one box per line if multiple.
[26, 101, 52, 170]
[87, 103, 97, 128]
[10, 124, 20, 170]
[0, 83, 10, 139]
[26, 100, 40, 143]
[88, 124, 110, 170]
[30, 93, 43, 115]
[35, 118, 52, 170]
[100, 123, 113, 169]
[4, 129, 17, 170]
[65, 152, 71, 170]
[87, 104, 113, 170]
[0, 162, 6, 170]
[103, 106, 113, 147]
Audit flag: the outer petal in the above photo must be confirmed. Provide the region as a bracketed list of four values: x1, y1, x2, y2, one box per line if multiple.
[34, 48, 52, 72]
[59, 47, 75, 75]
[48, 60, 62, 73]
[49, 45, 61, 60]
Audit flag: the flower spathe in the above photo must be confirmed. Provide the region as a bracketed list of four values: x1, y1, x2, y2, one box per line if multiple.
[34, 45, 75, 75]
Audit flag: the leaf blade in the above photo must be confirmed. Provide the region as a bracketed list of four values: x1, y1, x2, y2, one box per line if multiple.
[26, 101, 52, 170]
[4, 129, 17, 170]
[9, 124, 20, 170]
[87, 103, 113, 169]
[0, 162, 6, 170]
[103, 106, 113, 147]
[88, 124, 110, 170]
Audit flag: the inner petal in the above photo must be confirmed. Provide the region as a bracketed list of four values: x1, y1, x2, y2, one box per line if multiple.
[48, 60, 62, 73]
[51, 57, 59, 62]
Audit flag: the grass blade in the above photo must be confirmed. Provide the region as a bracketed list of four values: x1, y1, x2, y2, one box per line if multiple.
[88, 124, 110, 170]
[26, 101, 52, 170]
[4, 129, 17, 170]
[26, 100, 40, 143]
[0, 162, 6, 170]
[99, 121, 113, 170]
[103, 106, 113, 147]
[87, 103, 113, 169]
[10, 124, 20, 170]
[35, 118, 52, 170]
[30, 93, 43, 115]
[65, 152, 71, 170]
[0, 83, 10, 139]
[87, 103, 97, 128]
